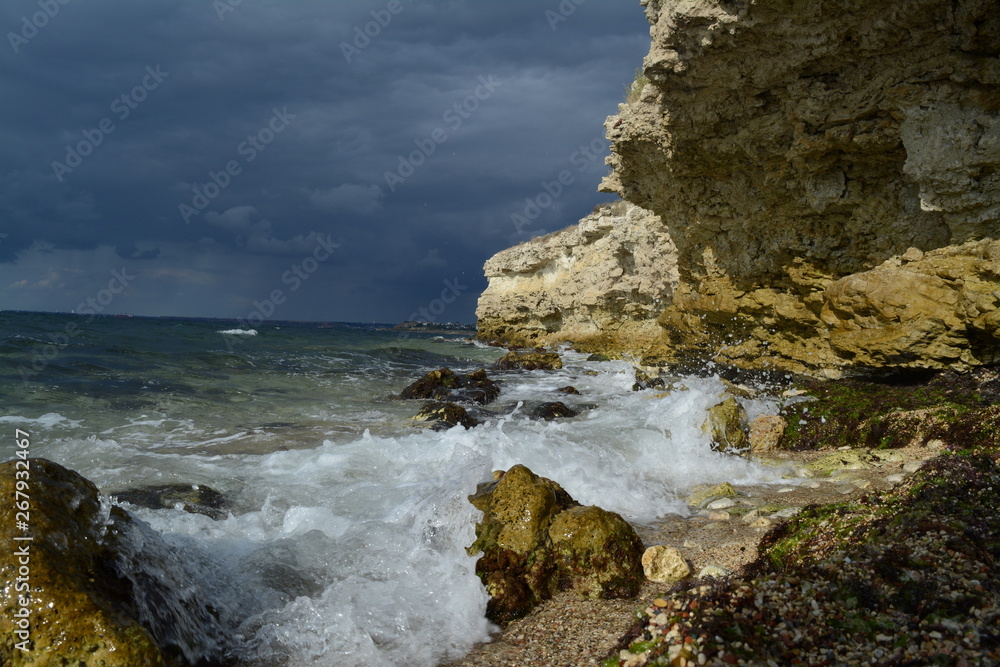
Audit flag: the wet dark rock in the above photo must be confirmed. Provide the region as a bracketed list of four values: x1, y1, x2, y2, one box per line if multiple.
[0, 458, 227, 666]
[412, 401, 480, 430]
[493, 350, 563, 371]
[527, 401, 579, 420]
[632, 368, 666, 391]
[557, 385, 581, 395]
[468, 464, 644, 624]
[113, 483, 229, 520]
[398, 367, 500, 405]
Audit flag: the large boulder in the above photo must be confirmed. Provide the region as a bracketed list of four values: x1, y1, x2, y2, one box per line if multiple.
[0, 458, 163, 666]
[468, 465, 644, 624]
[0, 459, 230, 666]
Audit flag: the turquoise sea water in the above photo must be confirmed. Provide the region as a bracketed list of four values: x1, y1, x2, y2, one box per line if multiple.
[0, 311, 788, 665]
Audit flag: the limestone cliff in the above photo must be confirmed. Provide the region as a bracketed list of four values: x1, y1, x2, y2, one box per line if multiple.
[478, 0, 1000, 376]
[476, 201, 678, 353]
[597, 0, 1000, 375]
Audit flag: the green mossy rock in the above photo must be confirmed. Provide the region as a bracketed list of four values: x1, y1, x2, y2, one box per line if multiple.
[469, 464, 644, 623]
[704, 395, 749, 453]
[493, 351, 563, 371]
[548, 506, 644, 599]
[0, 459, 164, 666]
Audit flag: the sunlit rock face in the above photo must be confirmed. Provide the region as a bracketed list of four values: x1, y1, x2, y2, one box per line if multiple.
[476, 201, 679, 357]
[477, 0, 999, 375]
[595, 0, 1000, 375]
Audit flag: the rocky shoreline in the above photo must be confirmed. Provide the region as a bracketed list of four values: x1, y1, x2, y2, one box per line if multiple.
[447, 365, 1000, 666]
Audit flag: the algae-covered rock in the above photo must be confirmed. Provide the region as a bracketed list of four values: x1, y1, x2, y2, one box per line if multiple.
[112, 483, 229, 520]
[0, 458, 164, 666]
[398, 367, 500, 404]
[411, 401, 479, 430]
[493, 350, 562, 371]
[640, 545, 691, 584]
[469, 464, 644, 623]
[704, 395, 748, 453]
[548, 506, 644, 599]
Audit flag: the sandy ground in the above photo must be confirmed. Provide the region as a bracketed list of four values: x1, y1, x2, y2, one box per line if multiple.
[444, 443, 943, 667]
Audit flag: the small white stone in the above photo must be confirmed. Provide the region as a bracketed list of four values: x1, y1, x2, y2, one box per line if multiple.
[707, 498, 736, 510]
[698, 565, 731, 579]
[772, 507, 802, 519]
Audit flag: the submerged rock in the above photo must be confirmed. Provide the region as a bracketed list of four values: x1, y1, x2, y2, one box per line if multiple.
[0, 459, 163, 666]
[411, 401, 479, 430]
[398, 367, 500, 405]
[468, 464, 644, 624]
[525, 401, 579, 420]
[493, 350, 563, 371]
[112, 483, 229, 520]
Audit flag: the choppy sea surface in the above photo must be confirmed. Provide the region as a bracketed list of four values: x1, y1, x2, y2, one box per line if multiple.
[0, 311, 791, 665]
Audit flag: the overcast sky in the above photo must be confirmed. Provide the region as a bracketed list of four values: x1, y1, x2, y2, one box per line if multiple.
[0, 0, 650, 324]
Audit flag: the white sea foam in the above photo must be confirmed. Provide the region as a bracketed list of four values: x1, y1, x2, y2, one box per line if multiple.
[0, 412, 81, 429]
[33, 353, 795, 666]
[218, 328, 258, 335]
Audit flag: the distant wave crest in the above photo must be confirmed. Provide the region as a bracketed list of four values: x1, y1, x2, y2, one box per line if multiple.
[218, 329, 257, 336]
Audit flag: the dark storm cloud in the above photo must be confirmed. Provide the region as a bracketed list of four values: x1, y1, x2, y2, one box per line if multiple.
[0, 0, 650, 322]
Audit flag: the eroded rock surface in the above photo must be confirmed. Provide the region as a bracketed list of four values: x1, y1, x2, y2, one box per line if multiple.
[598, 0, 1000, 375]
[477, 201, 678, 354]
[478, 0, 1000, 377]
